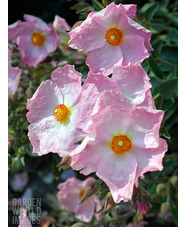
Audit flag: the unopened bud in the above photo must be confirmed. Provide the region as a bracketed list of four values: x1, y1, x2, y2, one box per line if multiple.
[99, 192, 116, 217]
[26, 87, 35, 97]
[137, 201, 149, 214]
[79, 180, 101, 205]
[170, 176, 178, 186]
[56, 155, 72, 171]
[156, 183, 166, 195]
[161, 202, 171, 215]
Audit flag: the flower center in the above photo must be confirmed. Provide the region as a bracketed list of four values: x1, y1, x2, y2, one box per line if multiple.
[105, 27, 123, 46]
[111, 135, 132, 155]
[53, 104, 71, 124]
[31, 32, 46, 46]
[79, 189, 85, 200]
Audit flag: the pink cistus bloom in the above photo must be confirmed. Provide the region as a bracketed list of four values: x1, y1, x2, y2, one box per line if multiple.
[26, 65, 99, 157]
[57, 177, 102, 223]
[18, 208, 32, 227]
[68, 2, 153, 76]
[8, 49, 22, 95]
[8, 14, 59, 68]
[71, 93, 167, 203]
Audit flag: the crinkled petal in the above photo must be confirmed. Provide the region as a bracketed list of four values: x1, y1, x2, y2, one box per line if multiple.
[8, 64, 22, 95]
[128, 107, 164, 148]
[28, 116, 85, 157]
[86, 43, 123, 76]
[26, 80, 63, 124]
[138, 89, 156, 109]
[17, 35, 48, 67]
[75, 200, 95, 223]
[51, 65, 82, 87]
[43, 24, 59, 53]
[119, 15, 153, 51]
[8, 21, 35, 42]
[97, 151, 137, 203]
[53, 15, 70, 32]
[120, 34, 150, 66]
[112, 64, 151, 105]
[69, 16, 106, 53]
[24, 14, 51, 32]
[85, 71, 119, 92]
[131, 138, 168, 185]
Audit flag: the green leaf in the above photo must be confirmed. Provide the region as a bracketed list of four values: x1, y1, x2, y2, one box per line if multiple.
[154, 94, 163, 110]
[92, 0, 104, 11]
[168, 28, 178, 42]
[158, 79, 178, 99]
[149, 56, 164, 79]
[160, 127, 171, 139]
[161, 46, 178, 65]
[161, 97, 174, 111]
[172, 207, 178, 225]
[152, 40, 163, 57]
[144, 2, 159, 20]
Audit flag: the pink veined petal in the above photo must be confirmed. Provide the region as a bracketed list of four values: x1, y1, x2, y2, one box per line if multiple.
[57, 177, 82, 213]
[112, 64, 151, 105]
[96, 151, 137, 203]
[93, 2, 136, 29]
[131, 138, 168, 185]
[120, 34, 150, 66]
[43, 24, 59, 53]
[53, 15, 70, 32]
[138, 89, 156, 109]
[119, 15, 153, 51]
[28, 115, 85, 157]
[92, 90, 133, 117]
[86, 43, 123, 76]
[85, 71, 119, 92]
[73, 83, 99, 129]
[75, 199, 95, 223]
[8, 64, 22, 95]
[24, 14, 51, 32]
[51, 65, 82, 87]
[68, 16, 106, 53]
[127, 107, 164, 149]
[8, 21, 35, 42]
[26, 80, 63, 124]
[17, 35, 48, 68]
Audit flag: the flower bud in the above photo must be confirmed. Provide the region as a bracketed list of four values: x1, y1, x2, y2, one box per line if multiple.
[79, 180, 101, 205]
[137, 201, 149, 214]
[170, 176, 178, 186]
[56, 155, 72, 171]
[99, 192, 116, 217]
[161, 202, 171, 215]
[156, 183, 166, 195]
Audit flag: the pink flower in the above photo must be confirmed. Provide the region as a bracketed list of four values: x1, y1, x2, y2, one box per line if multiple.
[18, 208, 32, 227]
[71, 94, 167, 203]
[69, 2, 153, 76]
[26, 65, 99, 157]
[57, 177, 102, 223]
[137, 201, 149, 214]
[85, 63, 152, 106]
[8, 14, 59, 68]
[8, 49, 22, 95]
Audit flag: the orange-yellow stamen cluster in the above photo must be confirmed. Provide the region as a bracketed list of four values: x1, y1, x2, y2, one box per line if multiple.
[79, 189, 85, 200]
[111, 135, 132, 155]
[31, 32, 46, 46]
[105, 27, 123, 46]
[53, 104, 71, 124]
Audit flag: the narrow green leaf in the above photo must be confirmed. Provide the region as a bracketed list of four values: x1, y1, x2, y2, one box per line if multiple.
[161, 46, 178, 65]
[92, 0, 104, 11]
[154, 94, 163, 110]
[160, 127, 171, 139]
[149, 56, 164, 79]
[158, 79, 178, 99]
[144, 2, 159, 20]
